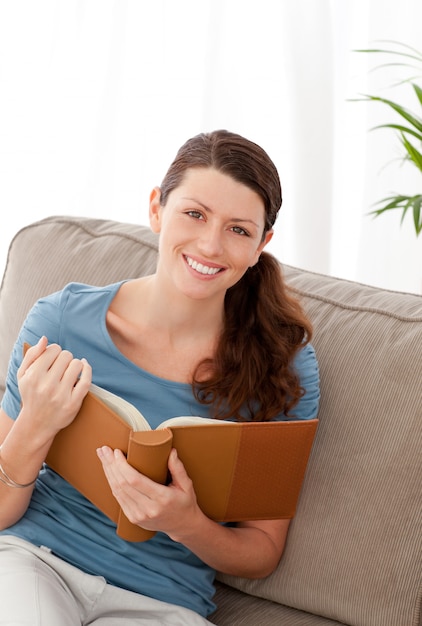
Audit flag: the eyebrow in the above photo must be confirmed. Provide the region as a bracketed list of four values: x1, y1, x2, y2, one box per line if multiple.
[182, 197, 260, 228]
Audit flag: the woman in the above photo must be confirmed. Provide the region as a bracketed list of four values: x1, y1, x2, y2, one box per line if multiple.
[0, 130, 319, 624]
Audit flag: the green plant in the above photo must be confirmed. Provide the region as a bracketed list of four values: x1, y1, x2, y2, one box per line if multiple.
[355, 41, 422, 236]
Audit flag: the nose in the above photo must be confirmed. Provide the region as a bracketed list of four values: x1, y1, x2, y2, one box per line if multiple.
[197, 223, 224, 258]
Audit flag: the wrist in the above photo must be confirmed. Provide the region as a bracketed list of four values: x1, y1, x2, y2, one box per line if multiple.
[0, 445, 40, 488]
[16, 406, 58, 448]
[168, 506, 212, 545]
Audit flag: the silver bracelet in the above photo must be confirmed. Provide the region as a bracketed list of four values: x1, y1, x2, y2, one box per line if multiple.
[0, 445, 38, 488]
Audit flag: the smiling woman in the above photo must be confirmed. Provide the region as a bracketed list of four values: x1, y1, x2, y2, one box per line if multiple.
[0, 129, 319, 624]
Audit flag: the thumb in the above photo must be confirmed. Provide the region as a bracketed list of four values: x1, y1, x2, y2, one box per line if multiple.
[167, 448, 191, 488]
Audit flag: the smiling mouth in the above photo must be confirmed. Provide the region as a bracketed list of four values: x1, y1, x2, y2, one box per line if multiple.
[185, 256, 224, 276]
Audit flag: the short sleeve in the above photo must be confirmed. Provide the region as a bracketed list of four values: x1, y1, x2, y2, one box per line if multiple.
[1, 289, 64, 420]
[288, 342, 320, 420]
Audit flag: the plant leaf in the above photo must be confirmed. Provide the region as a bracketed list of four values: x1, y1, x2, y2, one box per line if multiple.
[370, 195, 422, 236]
[400, 134, 422, 172]
[354, 42, 422, 237]
[371, 123, 422, 142]
[355, 39, 422, 61]
[370, 195, 410, 215]
[413, 196, 422, 234]
[355, 47, 422, 65]
[362, 95, 422, 133]
[413, 83, 422, 107]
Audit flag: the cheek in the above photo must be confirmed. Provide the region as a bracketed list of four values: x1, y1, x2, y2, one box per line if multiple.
[231, 244, 261, 269]
[248, 251, 260, 268]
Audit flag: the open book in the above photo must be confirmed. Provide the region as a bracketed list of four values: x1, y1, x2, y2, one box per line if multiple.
[89, 383, 225, 430]
[44, 383, 318, 542]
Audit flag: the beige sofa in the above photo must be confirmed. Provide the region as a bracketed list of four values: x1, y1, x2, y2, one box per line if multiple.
[0, 216, 420, 626]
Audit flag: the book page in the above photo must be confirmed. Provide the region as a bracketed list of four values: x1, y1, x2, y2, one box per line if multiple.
[89, 383, 151, 431]
[89, 384, 236, 431]
[159, 415, 235, 429]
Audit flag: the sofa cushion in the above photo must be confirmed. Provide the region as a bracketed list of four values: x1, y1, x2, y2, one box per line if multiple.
[210, 582, 346, 625]
[218, 266, 422, 626]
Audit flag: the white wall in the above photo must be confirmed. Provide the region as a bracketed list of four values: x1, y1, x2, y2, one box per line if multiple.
[0, 0, 421, 293]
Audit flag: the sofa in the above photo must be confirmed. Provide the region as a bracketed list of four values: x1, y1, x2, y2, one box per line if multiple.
[0, 215, 420, 626]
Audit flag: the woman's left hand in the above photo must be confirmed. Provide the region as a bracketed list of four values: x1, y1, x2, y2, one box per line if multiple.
[97, 446, 201, 538]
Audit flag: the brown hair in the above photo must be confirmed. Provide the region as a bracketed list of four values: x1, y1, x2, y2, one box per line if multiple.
[160, 130, 312, 421]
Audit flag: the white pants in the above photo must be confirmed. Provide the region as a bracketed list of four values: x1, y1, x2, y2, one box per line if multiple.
[0, 536, 214, 625]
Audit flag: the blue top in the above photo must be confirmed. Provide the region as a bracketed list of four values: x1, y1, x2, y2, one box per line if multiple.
[1, 281, 320, 617]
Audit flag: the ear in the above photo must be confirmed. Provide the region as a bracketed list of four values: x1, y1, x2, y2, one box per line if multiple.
[149, 187, 162, 233]
[251, 229, 273, 266]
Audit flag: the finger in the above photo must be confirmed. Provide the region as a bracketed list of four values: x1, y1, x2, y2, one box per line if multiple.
[60, 357, 87, 387]
[36, 343, 63, 370]
[96, 446, 139, 493]
[116, 448, 160, 499]
[97, 447, 155, 523]
[74, 358, 92, 393]
[37, 349, 84, 391]
[97, 447, 157, 500]
[48, 349, 77, 381]
[24, 335, 47, 357]
[167, 448, 192, 490]
[19, 336, 49, 376]
[97, 447, 127, 497]
[58, 358, 92, 408]
[20, 343, 65, 383]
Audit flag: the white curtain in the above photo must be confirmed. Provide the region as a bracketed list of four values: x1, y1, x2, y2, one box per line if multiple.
[0, 0, 421, 293]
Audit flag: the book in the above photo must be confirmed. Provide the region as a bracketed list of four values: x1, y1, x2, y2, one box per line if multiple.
[43, 382, 318, 542]
[89, 383, 223, 431]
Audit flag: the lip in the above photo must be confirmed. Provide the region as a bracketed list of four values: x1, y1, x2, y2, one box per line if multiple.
[183, 254, 226, 277]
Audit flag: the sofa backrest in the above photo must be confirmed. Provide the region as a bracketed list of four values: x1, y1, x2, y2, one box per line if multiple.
[219, 268, 422, 626]
[0, 216, 421, 626]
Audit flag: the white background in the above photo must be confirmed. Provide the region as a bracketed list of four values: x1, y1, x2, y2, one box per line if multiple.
[0, 0, 421, 293]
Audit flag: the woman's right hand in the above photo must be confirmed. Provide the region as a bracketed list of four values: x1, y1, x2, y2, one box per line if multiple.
[0, 336, 91, 530]
[17, 336, 92, 440]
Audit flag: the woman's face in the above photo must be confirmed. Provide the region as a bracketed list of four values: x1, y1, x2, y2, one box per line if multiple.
[149, 167, 273, 303]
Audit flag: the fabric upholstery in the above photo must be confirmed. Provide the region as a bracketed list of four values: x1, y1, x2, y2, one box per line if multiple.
[0, 216, 421, 626]
[209, 582, 345, 625]
[218, 266, 422, 626]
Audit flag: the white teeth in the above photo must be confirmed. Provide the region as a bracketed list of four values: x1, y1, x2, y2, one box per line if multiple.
[186, 256, 221, 275]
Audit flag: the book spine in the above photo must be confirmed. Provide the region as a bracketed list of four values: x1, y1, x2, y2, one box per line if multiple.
[116, 429, 173, 542]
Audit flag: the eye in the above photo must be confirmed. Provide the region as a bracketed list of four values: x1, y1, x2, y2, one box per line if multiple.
[231, 225, 250, 236]
[186, 210, 204, 220]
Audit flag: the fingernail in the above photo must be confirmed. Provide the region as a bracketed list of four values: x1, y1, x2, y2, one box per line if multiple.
[97, 446, 110, 459]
